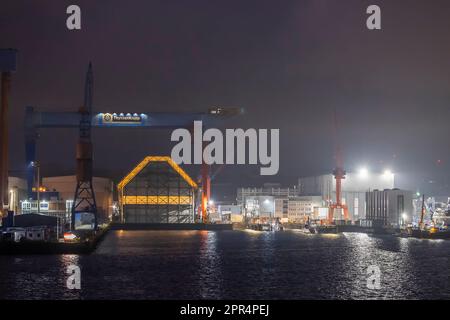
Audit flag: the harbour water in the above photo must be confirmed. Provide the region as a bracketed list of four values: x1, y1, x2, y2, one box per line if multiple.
[1, 230, 449, 299]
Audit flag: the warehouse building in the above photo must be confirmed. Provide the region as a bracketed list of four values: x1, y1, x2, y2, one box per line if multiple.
[363, 189, 413, 228]
[118, 156, 197, 223]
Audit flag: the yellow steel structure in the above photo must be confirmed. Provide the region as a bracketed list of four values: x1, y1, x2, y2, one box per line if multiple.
[123, 196, 193, 205]
[118, 156, 197, 191]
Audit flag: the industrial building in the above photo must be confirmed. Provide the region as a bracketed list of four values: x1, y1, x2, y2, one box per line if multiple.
[298, 171, 395, 220]
[236, 186, 324, 223]
[3, 175, 114, 229]
[42, 175, 113, 224]
[237, 185, 299, 219]
[118, 156, 197, 223]
[363, 189, 413, 228]
[7, 177, 27, 214]
[1, 212, 61, 242]
[218, 204, 242, 223]
[275, 196, 323, 223]
[237, 185, 300, 202]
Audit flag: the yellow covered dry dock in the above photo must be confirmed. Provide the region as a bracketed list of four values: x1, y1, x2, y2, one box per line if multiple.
[118, 156, 197, 223]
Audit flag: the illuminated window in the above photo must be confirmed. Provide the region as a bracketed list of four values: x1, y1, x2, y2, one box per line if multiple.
[22, 201, 31, 211]
[40, 202, 49, 211]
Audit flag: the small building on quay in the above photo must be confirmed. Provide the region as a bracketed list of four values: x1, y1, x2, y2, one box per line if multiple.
[1, 213, 60, 242]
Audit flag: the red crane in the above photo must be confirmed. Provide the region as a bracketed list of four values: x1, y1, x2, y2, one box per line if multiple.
[328, 109, 349, 224]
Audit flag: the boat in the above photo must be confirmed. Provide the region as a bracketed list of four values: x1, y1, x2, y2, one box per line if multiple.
[407, 227, 450, 240]
[309, 225, 338, 234]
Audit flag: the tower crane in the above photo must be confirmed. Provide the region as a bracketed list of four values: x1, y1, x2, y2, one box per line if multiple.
[328, 109, 349, 224]
[71, 63, 98, 230]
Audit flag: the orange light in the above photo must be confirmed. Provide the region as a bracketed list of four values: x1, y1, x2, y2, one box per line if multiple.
[123, 196, 193, 205]
[64, 232, 77, 241]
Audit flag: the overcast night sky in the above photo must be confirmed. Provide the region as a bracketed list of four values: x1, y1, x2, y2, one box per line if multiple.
[2, 0, 450, 200]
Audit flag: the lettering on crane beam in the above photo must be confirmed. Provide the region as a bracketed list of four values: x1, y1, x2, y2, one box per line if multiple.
[102, 113, 142, 123]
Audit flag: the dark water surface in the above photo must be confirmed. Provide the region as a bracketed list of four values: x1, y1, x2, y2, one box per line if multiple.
[1, 230, 450, 299]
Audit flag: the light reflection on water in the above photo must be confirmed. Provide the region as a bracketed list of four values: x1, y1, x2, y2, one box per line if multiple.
[0, 230, 450, 299]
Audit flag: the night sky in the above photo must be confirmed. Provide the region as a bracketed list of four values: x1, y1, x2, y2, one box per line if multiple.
[2, 0, 450, 200]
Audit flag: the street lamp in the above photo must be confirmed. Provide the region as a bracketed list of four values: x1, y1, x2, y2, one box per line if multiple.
[402, 212, 407, 227]
[31, 161, 40, 214]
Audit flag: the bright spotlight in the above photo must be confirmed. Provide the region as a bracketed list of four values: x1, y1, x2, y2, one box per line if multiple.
[358, 167, 369, 178]
[383, 169, 394, 178]
[402, 213, 407, 220]
[208, 200, 214, 205]
[264, 199, 270, 204]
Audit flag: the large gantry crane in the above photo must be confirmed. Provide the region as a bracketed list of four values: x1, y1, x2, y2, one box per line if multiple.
[24, 64, 240, 228]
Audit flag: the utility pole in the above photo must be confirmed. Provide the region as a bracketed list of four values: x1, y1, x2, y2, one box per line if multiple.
[419, 194, 426, 230]
[35, 162, 40, 214]
[0, 49, 17, 218]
